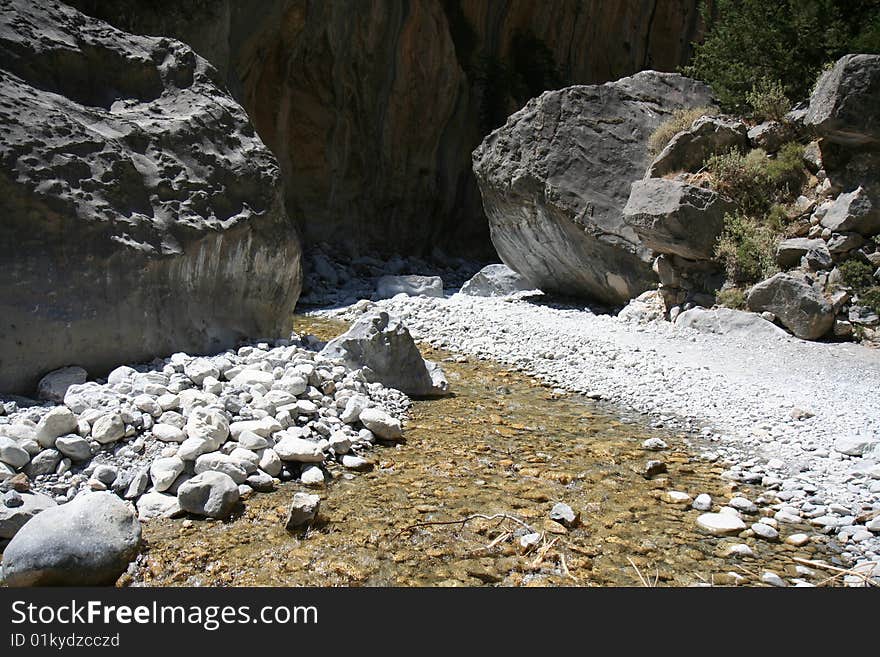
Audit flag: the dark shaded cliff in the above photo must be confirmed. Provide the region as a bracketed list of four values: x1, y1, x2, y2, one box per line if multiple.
[68, 0, 707, 257]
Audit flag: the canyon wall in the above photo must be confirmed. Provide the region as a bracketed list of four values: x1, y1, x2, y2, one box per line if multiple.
[68, 0, 707, 257]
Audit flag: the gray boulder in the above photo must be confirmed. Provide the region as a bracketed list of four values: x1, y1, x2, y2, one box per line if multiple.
[806, 54, 880, 146]
[285, 492, 320, 531]
[0, 436, 29, 470]
[675, 307, 788, 340]
[472, 71, 714, 305]
[36, 367, 87, 403]
[820, 187, 880, 236]
[747, 273, 835, 340]
[459, 264, 537, 297]
[1, 492, 140, 586]
[321, 311, 448, 397]
[0, 1, 302, 394]
[0, 491, 56, 539]
[747, 121, 793, 153]
[376, 275, 443, 299]
[648, 115, 747, 178]
[776, 238, 828, 269]
[176, 471, 239, 519]
[623, 179, 734, 260]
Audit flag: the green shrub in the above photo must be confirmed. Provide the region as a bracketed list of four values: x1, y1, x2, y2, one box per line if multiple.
[715, 212, 781, 284]
[839, 259, 876, 292]
[706, 144, 805, 214]
[746, 78, 791, 121]
[716, 287, 747, 310]
[648, 106, 718, 155]
[860, 287, 880, 314]
[683, 0, 880, 113]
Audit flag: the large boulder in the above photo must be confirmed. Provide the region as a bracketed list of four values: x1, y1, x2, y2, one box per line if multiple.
[472, 71, 714, 305]
[623, 179, 735, 261]
[674, 307, 789, 340]
[459, 264, 537, 297]
[806, 54, 880, 146]
[746, 273, 835, 340]
[0, 1, 302, 395]
[1, 492, 141, 586]
[0, 491, 56, 540]
[775, 238, 828, 269]
[820, 187, 880, 236]
[321, 311, 448, 397]
[647, 115, 748, 178]
[36, 367, 88, 403]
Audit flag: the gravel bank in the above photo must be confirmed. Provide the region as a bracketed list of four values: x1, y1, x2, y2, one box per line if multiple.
[323, 291, 880, 574]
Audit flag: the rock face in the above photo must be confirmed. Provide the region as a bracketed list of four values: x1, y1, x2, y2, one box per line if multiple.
[459, 264, 536, 297]
[623, 179, 734, 261]
[322, 311, 448, 397]
[0, 0, 302, 394]
[747, 273, 835, 340]
[647, 115, 747, 178]
[473, 72, 714, 304]
[806, 54, 880, 146]
[1, 492, 140, 586]
[67, 0, 707, 257]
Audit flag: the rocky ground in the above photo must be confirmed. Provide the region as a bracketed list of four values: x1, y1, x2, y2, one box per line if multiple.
[317, 271, 880, 580]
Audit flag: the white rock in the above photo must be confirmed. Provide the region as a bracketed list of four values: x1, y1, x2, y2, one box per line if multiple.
[34, 407, 78, 448]
[341, 454, 371, 471]
[258, 448, 282, 477]
[834, 435, 879, 457]
[328, 431, 352, 455]
[194, 453, 249, 484]
[185, 408, 229, 447]
[696, 513, 746, 535]
[184, 358, 219, 386]
[751, 523, 779, 541]
[722, 543, 754, 557]
[0, 436, 30, 469]
[136, 492, 181, 521]
[230, 370, 275, 388]
[285, 492, 320, 529]
[152, 423, 186, 443]
[692, 493, 712, 511]
[359, 408, 403, 440]
[91, 413, 125, 445]
[761, 571, 786, 587]
[662, 490, 692, 504]
[642, 437, 668, 451]
[274, 435, 324, 463]
[150, 456, 185, 492]
[230, 447, 260, 466]
[300, 464, 325, 486]
[133, 395, 161, 417]
[784, 533, 811, 546]
[340, 394, 369, 424]
[238, 431, 269, 451]
[107, 366, 136, 385]
[728, 497, 758, 514]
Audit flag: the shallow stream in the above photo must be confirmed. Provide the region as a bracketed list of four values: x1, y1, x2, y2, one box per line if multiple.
[129, 316, 837, 587]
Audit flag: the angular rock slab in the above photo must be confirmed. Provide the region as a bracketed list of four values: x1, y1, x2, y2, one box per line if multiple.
[321, 311, 448, 397]
[647, 115, 747, 178]
[459, 264, 538, 297]
[0, 0, 302, 394]
[806, 54, 880, 146]
[623, 179, 734, 261]
[473, 71, 714, 305]
[1, 492, 140, 586]
[747, 273, 834, 340]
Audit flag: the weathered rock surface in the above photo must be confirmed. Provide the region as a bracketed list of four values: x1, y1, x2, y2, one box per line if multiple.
[1, 492, 140, 586]
[0, 0, 302, 394]
[0, 491, 56, 540]
[776, 238, 828, 269]
[322, 311, 448, 397]
[459, 264, 537, 297]
[68, 0, 707, 259]
[806, 54, 880, 146]
[623, 179, 734, 261]
[176, 471, 239, 519]
[647, 115, 747, 178]
[820, 187, 880, 236]
[285, 492, 320, 530]
[675, 307, 789, 340]
[473, 71, 714, 304]
[747, 273, 835, 340]
[376, 275, 444, 299]
[37, 367, 87, 403]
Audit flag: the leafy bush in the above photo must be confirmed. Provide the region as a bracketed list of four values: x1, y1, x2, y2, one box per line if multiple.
[705, 144, 805, 214]
[684, 0, 880, 113]
[715, 212, 781, 284]
[745, 78, 791, 121]
[839, 258, 876, 291]
[648, 106, 718, 155]
[716, 287, 746, 309]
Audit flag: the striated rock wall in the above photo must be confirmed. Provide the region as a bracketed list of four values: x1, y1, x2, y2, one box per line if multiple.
[0, 0, 302, 394]
[66, 0, 707, 257]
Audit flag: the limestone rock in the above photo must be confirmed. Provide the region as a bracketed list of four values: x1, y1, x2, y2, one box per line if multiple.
[1, 492, 140, 586]
[820, 187, 880, 236]
[0, 0, 302, 394]
[36, 367, 87, 403]
[675, 307, 788, 339]
[747, 273, 834, 340]
[136, 492, 181, 521]
[176, 471, 240, 519]
[647, 115, 747, 178]
[376, 275, 444, 299]
[0, 491, 56, 540]
[34, 407, 78, 449]
[285, 492, 320, 530]
[359, 408, 403, 441]
[696, 512, 746, 536]
[459, 264, 537, 297]
[806, 54, 880, 146]
[322, 311, 448, 397]
[623, 179, 734, 261]
[473, 71, 714, 304]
